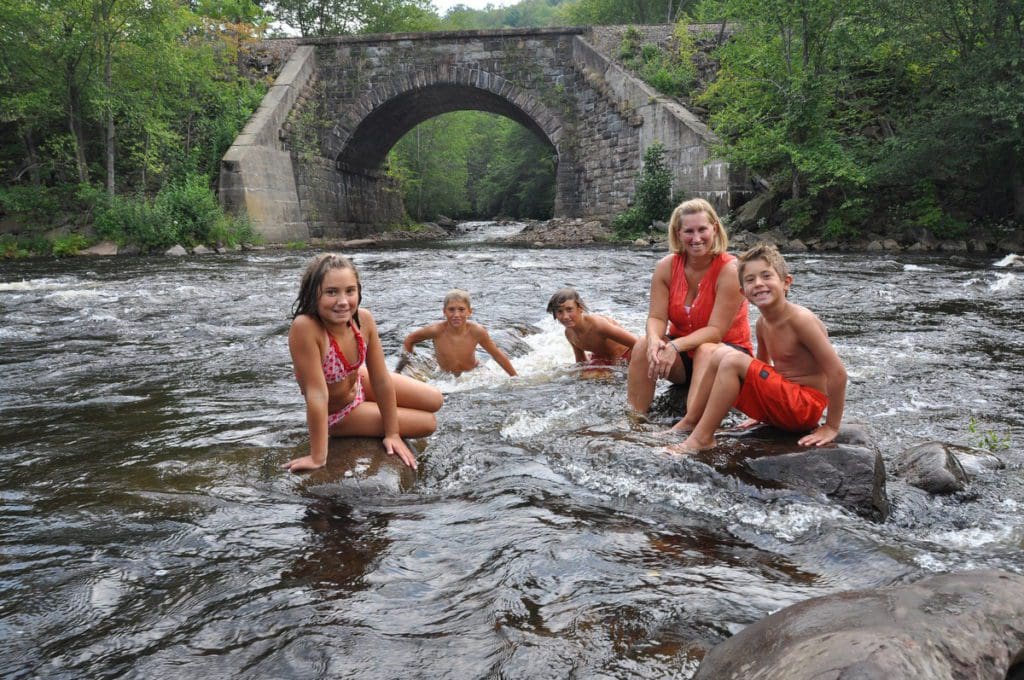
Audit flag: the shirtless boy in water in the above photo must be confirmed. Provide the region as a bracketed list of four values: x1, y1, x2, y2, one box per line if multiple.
[671, 243, 847, 450]
[402, 289, 518, 376]
[547, 288, 637, 366]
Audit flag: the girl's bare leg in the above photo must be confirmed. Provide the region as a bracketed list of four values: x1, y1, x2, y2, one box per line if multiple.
[330, 402, 437, 438]
[360, 367, 443, 412]
[674, 343, 727, 431]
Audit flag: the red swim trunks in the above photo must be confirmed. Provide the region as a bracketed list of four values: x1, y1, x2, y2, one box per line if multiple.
[734, 359, 827, 432]
[585, 347, 632, 367]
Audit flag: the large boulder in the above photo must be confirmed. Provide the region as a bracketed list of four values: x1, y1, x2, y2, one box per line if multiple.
[896, 441, 970, 494]
[666, 422, 889, 521]
[693, 570, 1024, 680]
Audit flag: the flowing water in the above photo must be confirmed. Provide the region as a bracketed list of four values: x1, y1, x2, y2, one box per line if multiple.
[1, 225, 1022, 678]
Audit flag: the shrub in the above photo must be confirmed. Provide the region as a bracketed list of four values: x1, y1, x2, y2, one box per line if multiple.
[51, 233, 90, 257]
[154, 174, 223, 246]
[614, 143, 674, 240]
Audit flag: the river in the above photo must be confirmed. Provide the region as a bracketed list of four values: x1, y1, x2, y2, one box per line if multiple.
[1, 223, 1022, 678]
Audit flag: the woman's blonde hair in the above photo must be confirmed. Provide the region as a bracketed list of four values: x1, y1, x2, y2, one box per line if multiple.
[667, 198, 729, 256]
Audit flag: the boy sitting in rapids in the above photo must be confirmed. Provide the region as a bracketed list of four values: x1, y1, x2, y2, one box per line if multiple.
[671, 243, 847, 451]
[402, 289, 518, 377]
[547, 287, 638, 366]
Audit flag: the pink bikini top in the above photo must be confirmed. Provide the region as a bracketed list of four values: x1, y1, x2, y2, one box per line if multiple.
[322, 322, 366, 384]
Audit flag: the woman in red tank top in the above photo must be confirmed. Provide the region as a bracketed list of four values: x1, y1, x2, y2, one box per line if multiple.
[626, 198, 752, 418]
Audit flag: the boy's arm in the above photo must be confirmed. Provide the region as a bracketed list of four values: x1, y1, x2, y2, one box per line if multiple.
[402, 323, 441, 353]
[594, 316, 639, 351]
[566, 331, 587, 363]
[475, 325, 517, 376]
[795, 313, 847, 447]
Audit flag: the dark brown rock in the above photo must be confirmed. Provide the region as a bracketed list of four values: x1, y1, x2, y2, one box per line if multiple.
[897, 441, 970, 494]
[693, 570, 1024, 680]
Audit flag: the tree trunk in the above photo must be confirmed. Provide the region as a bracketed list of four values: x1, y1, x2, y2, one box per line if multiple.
[21, 128, 41, 185]
[67, 76, 89, 184]
[105, 42, 115, 196]
[1013, 161, 1024, 220]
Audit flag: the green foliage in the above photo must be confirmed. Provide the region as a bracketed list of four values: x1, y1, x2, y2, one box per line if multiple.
[0, 185, 60, 221]
[0, 235, 32, 259]
[968, 417, 1012, 453]
[618, 23, 697, 99]
[559, 0, 688, 25]
[389, 111, 556, 221]
[614, 142, 673, 239]
[50, 233, 90, 257]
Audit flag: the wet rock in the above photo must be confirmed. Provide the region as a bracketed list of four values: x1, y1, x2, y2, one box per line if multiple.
[165, 244, 188, 256]
[786, 238, 807, 252]
[633, 238, 648, 247]
[692, 570, 1024, 680]
[950, 444, 1004, 474]
[940, 239, 968, 252]
[79, 240, 118, 256]
[883, 238, 901, 251]
[435, 214, 455, 229]
[192, 244, 212, 255]
[338, 238, 376, 248]
[296, 437, 419, 496]
[867, 239, 884, 252]
[896, 441, 969, 494]
[674, 424, 889, 520]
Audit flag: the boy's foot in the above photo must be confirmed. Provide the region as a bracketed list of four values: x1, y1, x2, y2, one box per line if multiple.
[665, 435, 717, 453]
[663, 442, 698, 455]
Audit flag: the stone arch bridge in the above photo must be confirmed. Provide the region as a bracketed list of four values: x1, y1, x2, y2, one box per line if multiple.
[219, 26, 740, 242]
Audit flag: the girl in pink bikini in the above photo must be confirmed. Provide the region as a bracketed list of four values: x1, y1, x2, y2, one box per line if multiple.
[284, 254, 443, 472]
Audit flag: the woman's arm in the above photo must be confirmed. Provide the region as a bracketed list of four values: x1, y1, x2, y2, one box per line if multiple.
[285, 316, 330, 471]
[363, 309, 418, 468]
[646, 256, 676, 377]
[672, 259, 745, 354]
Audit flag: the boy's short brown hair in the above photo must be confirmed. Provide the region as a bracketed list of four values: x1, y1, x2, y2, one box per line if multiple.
[546, 287, 587, 318]
[443, 289, 472, 307]
[738, 242, 790, 282]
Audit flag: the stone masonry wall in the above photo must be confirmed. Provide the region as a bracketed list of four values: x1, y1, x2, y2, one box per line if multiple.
[224, 27, 735, 241]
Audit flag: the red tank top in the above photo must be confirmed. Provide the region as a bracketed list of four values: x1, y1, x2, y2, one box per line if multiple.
[667, 252, 752, 355]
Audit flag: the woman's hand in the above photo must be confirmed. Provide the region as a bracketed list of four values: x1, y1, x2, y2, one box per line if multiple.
[647, 338, 677, 380]
[383, 434, 418, 470]
[282, 455, 325, 473]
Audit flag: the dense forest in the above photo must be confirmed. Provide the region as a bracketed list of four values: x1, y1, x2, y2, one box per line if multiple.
[1, 0, 1021, 255]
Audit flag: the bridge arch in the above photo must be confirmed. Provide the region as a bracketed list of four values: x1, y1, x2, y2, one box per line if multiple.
[219, 28, 737, 242]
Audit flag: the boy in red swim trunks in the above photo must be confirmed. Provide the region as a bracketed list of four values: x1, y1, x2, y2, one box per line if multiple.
[671, 243, 847, 451]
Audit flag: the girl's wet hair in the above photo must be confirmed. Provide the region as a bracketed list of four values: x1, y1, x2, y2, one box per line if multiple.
[292, 253, 362, 327]
[667, 198, 729, 256]
[546, 287, 587, 318]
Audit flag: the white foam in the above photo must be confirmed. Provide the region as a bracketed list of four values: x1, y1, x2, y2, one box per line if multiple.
[0, 278, 71, 292]
[993, 253, 1022, 267]
[903, 264, 934, 272]
[924, 524, 1017, 549]
[990, 272, 1019, 292]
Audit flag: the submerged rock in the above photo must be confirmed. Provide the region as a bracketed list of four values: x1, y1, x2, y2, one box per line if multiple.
[295, 437, 420, 496]
[896, 441, 970, 494]
[693, 570, 1024, 680]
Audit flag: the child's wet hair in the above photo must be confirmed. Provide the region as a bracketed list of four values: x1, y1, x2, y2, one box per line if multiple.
[738, 242, 790, 282]
[546, 287, 587, 318]
[292, 253, 362, 327]
[667, 198, 729, 256]
[444, 289, 472, 307]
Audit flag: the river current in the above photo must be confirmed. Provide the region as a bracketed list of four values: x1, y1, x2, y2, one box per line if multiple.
[1, 223, 1022, 678]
